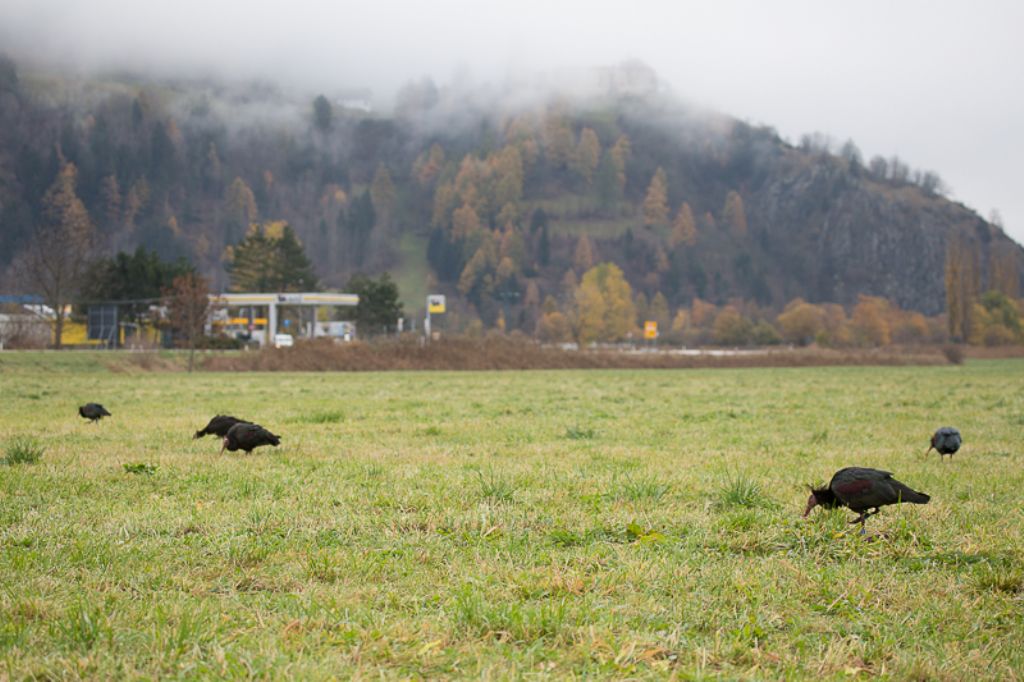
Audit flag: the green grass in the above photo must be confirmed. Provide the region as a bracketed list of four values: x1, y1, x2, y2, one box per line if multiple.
[4, 436, 44, 465]
[393, 231, 431, 312]
[1, 357, 1023, 678]
[123, 462, 159, 475]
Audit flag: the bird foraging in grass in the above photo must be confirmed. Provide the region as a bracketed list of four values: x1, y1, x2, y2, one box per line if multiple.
[194, 415, 251, 440]
[220, 422, 280, 455]
[804, 467, 930, 534]
[926, 426, 961, 460]
[78, 403, 111, 422]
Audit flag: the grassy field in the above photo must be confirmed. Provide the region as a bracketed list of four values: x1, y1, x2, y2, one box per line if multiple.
[1, 357, 1022, 679]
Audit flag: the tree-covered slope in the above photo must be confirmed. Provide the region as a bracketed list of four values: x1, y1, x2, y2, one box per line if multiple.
[1, 55, 1020, 323]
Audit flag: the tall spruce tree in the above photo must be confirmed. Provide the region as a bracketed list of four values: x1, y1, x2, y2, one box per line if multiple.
[226, 222, 318, 292]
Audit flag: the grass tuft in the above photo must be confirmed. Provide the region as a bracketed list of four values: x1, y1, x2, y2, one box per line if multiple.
[548, 529, 586, 547]
[611, 472, 672, 502]
[4, 437, 43, 465]
[473, 466, 516, 499]
[973, 567, 1024, 594]
[51, 602, 109, 652]
[123, 462, 158, 475]
[452, 586, 569, 643]
[475, 469, 517, 503]
[715, 473, 775, 509]
[564, 425, 596, 440]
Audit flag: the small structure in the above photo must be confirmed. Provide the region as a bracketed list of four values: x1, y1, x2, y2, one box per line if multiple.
[87, 305, 119, 346]
[0, 295, 49, 349]
[211, 292, 359, 347]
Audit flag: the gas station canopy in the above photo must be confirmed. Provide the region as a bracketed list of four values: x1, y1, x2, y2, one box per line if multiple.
[210, 292, 359, 346]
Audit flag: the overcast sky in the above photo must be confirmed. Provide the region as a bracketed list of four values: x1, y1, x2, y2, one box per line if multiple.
[2, 0, 1022, 244]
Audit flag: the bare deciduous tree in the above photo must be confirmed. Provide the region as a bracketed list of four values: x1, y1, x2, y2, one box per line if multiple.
[163, 273, 211, 372]
[16, 161, 95, 349]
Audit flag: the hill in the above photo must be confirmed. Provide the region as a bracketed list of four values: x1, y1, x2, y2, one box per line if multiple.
[0, 55, 1020, 328]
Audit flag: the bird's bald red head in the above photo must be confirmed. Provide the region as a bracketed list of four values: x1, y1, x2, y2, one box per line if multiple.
[803, 493, 819, 517]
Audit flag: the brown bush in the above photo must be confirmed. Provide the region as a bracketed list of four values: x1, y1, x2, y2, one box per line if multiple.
[941, 344, 965, 365]
[199, 336, 946, 372]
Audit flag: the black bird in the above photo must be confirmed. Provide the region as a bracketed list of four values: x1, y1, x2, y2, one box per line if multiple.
[78, 403, 111, 423]
[926, 426, 961, 460]
[220, 422, 281, 455]
[804, 467, 930, 533]
[194, 415, 251, 440]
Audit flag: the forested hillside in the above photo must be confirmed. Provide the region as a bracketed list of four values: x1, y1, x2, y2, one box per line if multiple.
[1, 55, 1021, 340]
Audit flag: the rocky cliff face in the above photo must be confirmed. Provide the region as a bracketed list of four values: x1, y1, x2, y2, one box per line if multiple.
[751, 156, 1022, 314]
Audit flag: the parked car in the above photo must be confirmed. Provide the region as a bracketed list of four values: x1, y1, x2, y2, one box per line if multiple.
[273, 333, 294, 348]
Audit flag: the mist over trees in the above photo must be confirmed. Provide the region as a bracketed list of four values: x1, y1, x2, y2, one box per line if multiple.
[0, 54, 1021, 347]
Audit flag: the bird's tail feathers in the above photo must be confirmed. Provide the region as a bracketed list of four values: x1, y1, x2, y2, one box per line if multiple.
[897, 485, 930, 505]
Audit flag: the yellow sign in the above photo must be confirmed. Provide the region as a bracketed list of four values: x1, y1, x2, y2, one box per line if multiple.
[428, 294, 446, 314]
[644, 320, 658, 340]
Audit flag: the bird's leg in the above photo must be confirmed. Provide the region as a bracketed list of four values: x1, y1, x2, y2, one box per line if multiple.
[849, 508, 879, 534]
[858, 508, 882, 535]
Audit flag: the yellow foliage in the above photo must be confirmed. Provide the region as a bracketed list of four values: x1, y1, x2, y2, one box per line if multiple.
[576, 263, 635, 343]
[536, 311, 573, 343]
[670, 202, 698, 248]
[262, 220, 289, 241]
[573, 235, 595, 273]
[572, 128, 601, 185]
[452, 203, 482, 241]
[649, 292, 670, 330]
[642, 167, 669, 226]
[722, 190, 748, 235]
[712, 305, 752, 345]
[851, 295, 891, 346]
[671, 309, 688, 333]
[574, 278, 606, 345]
[689, 298, 717, 329]
[432, 183, 457, 227]
[776, 299, 826, 345]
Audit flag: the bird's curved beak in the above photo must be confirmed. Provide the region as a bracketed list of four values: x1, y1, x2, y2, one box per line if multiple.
[219, 437, 227, 455]
[803, 494, 818, 518]
[924, 445, 934, 457]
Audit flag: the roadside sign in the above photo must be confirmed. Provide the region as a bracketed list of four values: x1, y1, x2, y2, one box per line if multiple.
[428, 294, 446, 314]
[644, 320, 658, 340]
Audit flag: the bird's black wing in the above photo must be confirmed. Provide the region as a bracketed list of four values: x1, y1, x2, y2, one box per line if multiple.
[830, 468, 896, 511]
[248, 424, 279, 446]
[197, 415, 250, 438]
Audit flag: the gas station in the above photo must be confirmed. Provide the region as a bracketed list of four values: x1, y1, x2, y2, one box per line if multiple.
[211, 292, 359, 347]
